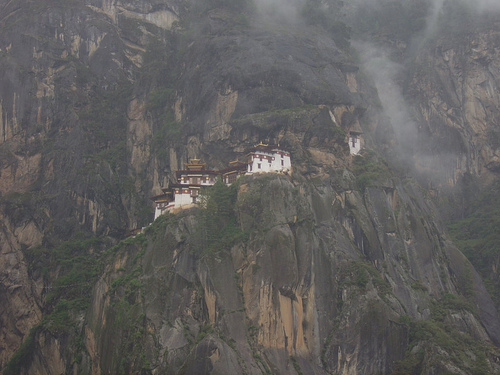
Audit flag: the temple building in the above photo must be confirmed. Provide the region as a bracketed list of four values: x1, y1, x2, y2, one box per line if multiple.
[246, 143, 291, 174]
[151, 144, 292, 219]
[151, 191, 174, 220]
[219, 160, 247, 185]
[348, 131, 363, 155]
[151, 159, 218, 220]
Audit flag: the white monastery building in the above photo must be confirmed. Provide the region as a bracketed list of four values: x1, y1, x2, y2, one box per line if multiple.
[151, 143, 291, 219]
[246, 143, 291, 174]
[151, 159, 218, 219]
[349, 131, 363, 155]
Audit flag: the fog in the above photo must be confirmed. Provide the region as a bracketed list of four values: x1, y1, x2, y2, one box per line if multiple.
[249, 0, 498, 185]
[353, 41, 417, 151]
[350, 0, 500, 184]
[253, 0, 301, 22]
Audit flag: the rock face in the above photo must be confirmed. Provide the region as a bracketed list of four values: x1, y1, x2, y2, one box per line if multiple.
[408, 17, 500, 187]
[0, 0, 500, 374]
[78, 173, 500, 375]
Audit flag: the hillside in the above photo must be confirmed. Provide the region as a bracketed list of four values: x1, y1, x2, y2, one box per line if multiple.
[1, 0, 500, 374]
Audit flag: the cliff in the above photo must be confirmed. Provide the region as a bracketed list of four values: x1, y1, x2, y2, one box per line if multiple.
[76, 173, 500, 374]
[1, 0, 500, 374]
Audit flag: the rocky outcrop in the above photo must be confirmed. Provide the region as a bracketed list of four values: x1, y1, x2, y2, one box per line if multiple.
[76, 173, 500, 374]
[408, 18, 500, 187]
[1, 0, 500, 374]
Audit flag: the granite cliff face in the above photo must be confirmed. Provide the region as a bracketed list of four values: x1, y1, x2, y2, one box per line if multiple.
[1, 0, 500, 374]
[76, 173, 500, 375]
[407, 16, 500, 190]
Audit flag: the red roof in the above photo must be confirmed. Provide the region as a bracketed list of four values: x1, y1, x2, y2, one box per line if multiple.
[218, 162, 247, 175]
[246, 143, 290, 154]
[175, 170, 218, 178]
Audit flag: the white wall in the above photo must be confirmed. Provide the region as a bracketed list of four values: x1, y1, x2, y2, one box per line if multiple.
[349, 136, 362, 155]
[154, 206, 163, 220]
[173, 191, 195, 207]
[247, 150, 291, 174]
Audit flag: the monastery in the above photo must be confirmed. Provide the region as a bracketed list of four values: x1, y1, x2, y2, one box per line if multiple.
[349, 131, 362, 155]
[151, 134, 362, 220]
[151, 143, 292, 219]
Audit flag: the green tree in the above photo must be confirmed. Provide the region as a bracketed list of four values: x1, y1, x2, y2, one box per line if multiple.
[197, 179, 246, 256]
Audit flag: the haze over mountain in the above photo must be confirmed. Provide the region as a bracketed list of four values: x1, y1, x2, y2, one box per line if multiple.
[1, 0, 500, 374]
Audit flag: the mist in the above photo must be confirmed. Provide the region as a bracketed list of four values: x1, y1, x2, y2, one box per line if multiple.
[253, 0, 302, 23]
[354, 41, 418, 154]
[348, 0, 492, 185]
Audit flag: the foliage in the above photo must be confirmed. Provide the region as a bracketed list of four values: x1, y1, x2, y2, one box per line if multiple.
[140, 36, 178, 88]
[392, 293, 491, 374]
[3, 325, 41, 375]
[0, 191, 44, 226]
[290, 356, 304, 375]
[81, 141, 128, 173]
[351, 150, 392, 191]
[7, 236, 106, 372]
[24, 236, 103, 334]
[410, 281, 428, 292]
[152, 111, 183, 157]
[107, 243, 149, 374]
[140, 37, 184, 151]
[448, 179, 500, 308]
[78, 84, 132, 148]
[430, 293, 476, 321]
[196, 179, 247, 256]
[342, 260, 391, 296]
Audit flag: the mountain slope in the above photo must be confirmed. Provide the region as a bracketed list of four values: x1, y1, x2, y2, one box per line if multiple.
[1, 0, 500, 374]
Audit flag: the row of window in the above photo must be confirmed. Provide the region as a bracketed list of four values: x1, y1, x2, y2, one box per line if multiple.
[248, 159, 286, 171]
[252, 153, 287, 161]
[180, 177, 215, 184]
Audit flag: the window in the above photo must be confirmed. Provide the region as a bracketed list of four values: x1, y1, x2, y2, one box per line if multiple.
[258, 163, 261, 169]
[281, 160, 284, 166]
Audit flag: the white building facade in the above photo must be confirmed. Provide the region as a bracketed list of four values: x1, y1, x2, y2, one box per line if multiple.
[349, 132, 362, 155]
[246, 143, 291, 174]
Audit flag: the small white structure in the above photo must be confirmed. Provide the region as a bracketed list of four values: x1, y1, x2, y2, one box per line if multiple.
[152, 192, 174, 220]
[246, 143, 291, 174]
[349, 131, 362, 155]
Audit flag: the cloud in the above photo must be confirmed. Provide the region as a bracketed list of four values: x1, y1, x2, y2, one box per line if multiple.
[354, 41, 418, 149]
[253, 0, 302, 22]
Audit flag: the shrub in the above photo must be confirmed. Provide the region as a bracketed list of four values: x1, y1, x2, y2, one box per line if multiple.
[196, 179, 247, 256]
[351, 150, 392, 191]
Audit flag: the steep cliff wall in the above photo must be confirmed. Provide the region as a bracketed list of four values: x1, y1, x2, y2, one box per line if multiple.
[55, 172, 500, 374]
[1, 0, 500, 374]
[408, 16, 500, 188]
